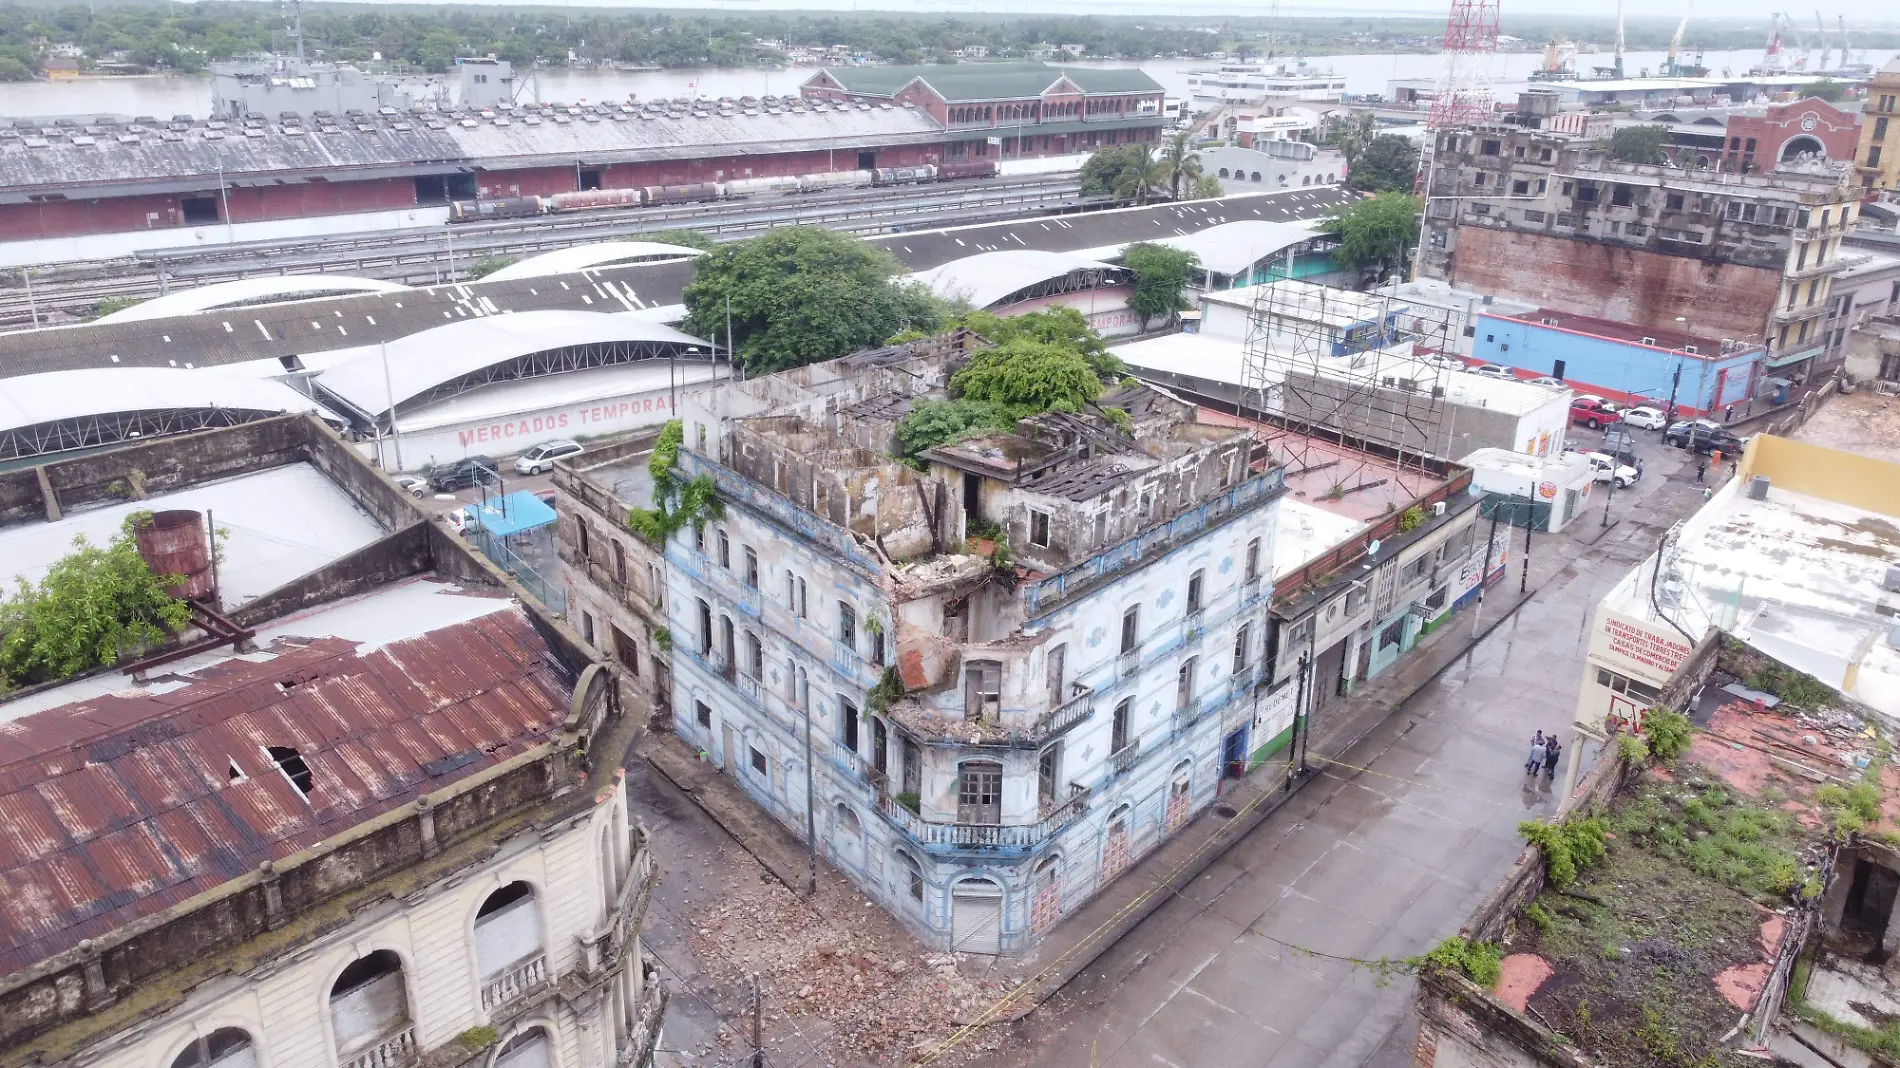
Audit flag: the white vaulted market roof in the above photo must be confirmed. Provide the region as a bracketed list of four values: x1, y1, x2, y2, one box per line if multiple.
[95, 275, 411, 324]
[313, 309, 710, 417]
[0, 366, 329, 432]
[483, 242, 709, 283]
[909, 249, 1118, 310]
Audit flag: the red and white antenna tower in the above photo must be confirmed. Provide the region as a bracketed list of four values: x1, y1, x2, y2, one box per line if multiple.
[1428, 0, 1501, 128]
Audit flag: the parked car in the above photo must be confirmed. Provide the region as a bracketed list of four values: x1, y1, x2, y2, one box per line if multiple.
[1620, 405, 1669, 430]
[514, 439, 584, 475]
[392, 474, 428, 498]
[428, 455, 499, 492]
[444, 507, 471, 536]
[1471, 363, 1517, 380]
[1527, 376, 1566, 388]
[1599, 428, 1640, 468]
[1585, 452, 1640, 488]
[1570, 397, 1621, 429]
[1664, 420, 1745, 454]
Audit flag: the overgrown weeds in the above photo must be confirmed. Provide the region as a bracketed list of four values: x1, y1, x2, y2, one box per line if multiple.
[1519, 814, 1609, 889]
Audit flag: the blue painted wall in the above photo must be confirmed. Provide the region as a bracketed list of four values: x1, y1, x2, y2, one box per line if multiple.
[1471, 315, 1762, 417]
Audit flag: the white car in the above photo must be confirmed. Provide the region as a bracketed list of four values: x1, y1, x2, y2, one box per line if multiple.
[392, 474, 428, 498]
[514, 439, 583, 475]
[1585, 452, 1639, 488]
[1471, 363, 1517, 380]
[1621, 406, 1668, 430]
[1527, 376, 1565, 388]
[444, 507, 471, 535]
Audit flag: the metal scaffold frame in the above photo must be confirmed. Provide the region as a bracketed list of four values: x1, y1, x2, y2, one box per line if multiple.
[1234, 266, 1464, 491]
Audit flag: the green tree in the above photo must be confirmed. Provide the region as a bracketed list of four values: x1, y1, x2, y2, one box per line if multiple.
[1349, 134, 1420, 193]
[1338, 110, 1379, 174]
[950, 339, 1102, 414]
[1080, 144, 1168, 204]
[1160, 130, 1204, 200]
[0, 519, 192, 687]
[681, 227, 944, 376]
[954, 307, 1122, 380]
[1121, 242, 1200, 331]
[1799, 80, 1846, 102]
[1324, 192, 1421, 281]
[895, 398, 1015, 456]
[464, 257, 517, 280]
[1606, 124, 1670, 165]
[1191, 174, 1225, 199]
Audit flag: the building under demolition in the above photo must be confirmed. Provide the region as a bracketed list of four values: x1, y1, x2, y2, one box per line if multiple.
[580, 332, 1288, 953]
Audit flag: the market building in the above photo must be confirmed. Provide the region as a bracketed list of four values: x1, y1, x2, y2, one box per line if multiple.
[800, 62, 1167, 161]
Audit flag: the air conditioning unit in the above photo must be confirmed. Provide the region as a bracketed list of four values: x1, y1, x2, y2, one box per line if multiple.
[1432, 501, 1447, 517]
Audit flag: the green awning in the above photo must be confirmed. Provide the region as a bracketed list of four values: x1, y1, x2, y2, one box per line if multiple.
[1765, 345, 1824, 369]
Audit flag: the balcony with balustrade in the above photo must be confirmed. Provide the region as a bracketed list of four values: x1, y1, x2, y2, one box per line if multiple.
[481, 954, 550, 1014]
[876, 782, 1090, 852]
[340, 1029, 415, 1068]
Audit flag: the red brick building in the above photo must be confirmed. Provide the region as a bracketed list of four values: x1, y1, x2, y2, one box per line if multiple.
[1719, 97, 1861, 171]
[802, 63, 1166, 161]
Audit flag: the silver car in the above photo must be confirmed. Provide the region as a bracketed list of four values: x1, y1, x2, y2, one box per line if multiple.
[514, 439, 583, 475]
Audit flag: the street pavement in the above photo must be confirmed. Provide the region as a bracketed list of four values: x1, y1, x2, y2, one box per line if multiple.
[979, 433, 1715, 1068]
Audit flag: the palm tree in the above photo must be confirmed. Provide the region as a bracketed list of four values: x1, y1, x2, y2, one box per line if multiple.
[1161, 131, 1204, 200]
[1111, 143, 1172, 206]
[1339, 111, 1378, 176]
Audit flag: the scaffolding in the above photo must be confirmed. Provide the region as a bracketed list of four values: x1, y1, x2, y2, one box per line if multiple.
[1234, 271, 1465, 494]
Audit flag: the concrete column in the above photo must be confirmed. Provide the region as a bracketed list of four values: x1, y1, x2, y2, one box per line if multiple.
[572, 990, 605, 1068]
[1878, 866, 1900, 962]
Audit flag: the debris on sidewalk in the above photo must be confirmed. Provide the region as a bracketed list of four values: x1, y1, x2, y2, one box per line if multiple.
[683, 861, 1013, 1066]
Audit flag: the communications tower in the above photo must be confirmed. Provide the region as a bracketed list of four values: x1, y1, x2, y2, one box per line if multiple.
[1428, 0, 1501, 129]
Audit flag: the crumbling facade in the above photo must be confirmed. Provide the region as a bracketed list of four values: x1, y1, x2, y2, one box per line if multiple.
[0, 416, 664, 1068]
[557, 428, 675, 718]
[655, 333, 1286, 953]
[1419, 121, 1860, 370]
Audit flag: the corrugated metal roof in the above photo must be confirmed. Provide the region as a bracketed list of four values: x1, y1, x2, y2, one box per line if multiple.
[817, 63, 1163, 101]
[0, 605, 571, 974]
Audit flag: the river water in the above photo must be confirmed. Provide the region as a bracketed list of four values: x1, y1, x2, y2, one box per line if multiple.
[2, 48, 1888, 119]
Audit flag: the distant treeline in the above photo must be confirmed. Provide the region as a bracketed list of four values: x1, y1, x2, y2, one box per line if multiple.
[0, 3, 1893, 83]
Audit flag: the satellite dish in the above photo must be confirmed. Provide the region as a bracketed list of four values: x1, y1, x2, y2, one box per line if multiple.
[1366, 538, 1382, 556]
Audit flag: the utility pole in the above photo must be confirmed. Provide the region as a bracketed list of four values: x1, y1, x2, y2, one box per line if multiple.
[1519, 500, 1532, 595]
[381, 341, 404, 471]
[803, 682, 817, 897]
[1474, 503, 1501, 634]
[23, 268, 37, 330]
[751, 974, 764, 1068]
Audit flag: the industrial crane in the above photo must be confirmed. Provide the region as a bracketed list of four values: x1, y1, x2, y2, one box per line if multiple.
[1815, 11, 1831, 73]
[1663, 4, 1704, 77]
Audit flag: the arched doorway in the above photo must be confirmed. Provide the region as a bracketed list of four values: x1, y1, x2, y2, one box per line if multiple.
[1166, 760, 1193, 832]
[951, 877, 1005, 954]
[494, 1026, 554, 1068]
[1030, 855, 1064, 935]
[170, 1029, 256, 1068]
[1101, 804, 1133, 885]
[330, 950, 413, 1065]
[831, 803, 864, 869]
[475, 882, 547, 1012]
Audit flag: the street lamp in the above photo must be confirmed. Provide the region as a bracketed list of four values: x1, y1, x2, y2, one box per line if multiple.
[1663, 316, 1688, 424]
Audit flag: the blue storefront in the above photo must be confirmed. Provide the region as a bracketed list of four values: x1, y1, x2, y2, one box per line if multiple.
[1470, 311, 1763, 418]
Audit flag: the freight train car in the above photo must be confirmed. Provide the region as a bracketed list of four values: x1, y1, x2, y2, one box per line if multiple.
[448, 196, 546, 222]
[936, 159, 1000, 181]
[871, 165, 937, 187]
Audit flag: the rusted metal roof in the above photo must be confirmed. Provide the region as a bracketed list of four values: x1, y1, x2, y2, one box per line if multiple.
[0, 606, 572, 975]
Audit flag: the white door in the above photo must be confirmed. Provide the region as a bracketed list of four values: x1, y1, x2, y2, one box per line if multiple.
[952, 882, 1004, 955]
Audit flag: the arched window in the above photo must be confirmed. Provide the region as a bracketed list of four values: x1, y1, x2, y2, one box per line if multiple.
[832, 803, 864, 868]
[494, 1026, 553, 1068]
[1301, 175, 1312, 186]
[1218, 167, 1230, 178]
[330, 950, 412, 1062]
[476, 882, 547, 1012]
[170, 1029, 256, 1068]
[896, 850, 924, 902]
[1250, 171, 1262, 182]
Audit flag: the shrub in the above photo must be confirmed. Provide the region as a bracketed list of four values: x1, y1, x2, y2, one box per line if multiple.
[1420, 936, 1502, 988]
[1643, 707, 1694, 762]
[1398, 505, 1425, 532]
[1519, 814, 1610, 889]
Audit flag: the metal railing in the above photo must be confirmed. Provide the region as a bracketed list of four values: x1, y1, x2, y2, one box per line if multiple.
[877, 783, 1090, 848]
[1116, 649, 1142, 681]
[480, 953, 550, 1013]
[468, 527, 567, 615]
[1025, 687, 1095, 745]
[1110, 740, 1142, 776]
[339, 1027, 416, 1068]
[609, 840, 658, 960]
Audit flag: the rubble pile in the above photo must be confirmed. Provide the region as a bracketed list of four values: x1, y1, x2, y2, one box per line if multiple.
[684, 866, 1014, 1066]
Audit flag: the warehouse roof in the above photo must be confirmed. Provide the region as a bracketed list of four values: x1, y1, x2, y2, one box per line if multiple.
[810, 62, 1163, 101]
[0, 581, 571, 975]
[0, 186, 1354, 378]
[1087, 219, 1318, 276]
[314, 310, 710, 417]
[484, 241, 706, 282]
[909, 248, 1118, 309]
[95, 275, 410, 324]
[0, 366, 329, 434]
[0, 102, 943, 195]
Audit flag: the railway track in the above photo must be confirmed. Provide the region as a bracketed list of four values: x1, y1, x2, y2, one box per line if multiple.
[0, 174, 1087, 327]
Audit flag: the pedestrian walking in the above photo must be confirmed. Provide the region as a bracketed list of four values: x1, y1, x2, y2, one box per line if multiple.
[1544, 735, 1562, 781]
[1695, 460, 1707, 485]
[1724, 404, 1734, 423]
[1729, 456, 1738, 479]
[1526, 735, 1547, 778]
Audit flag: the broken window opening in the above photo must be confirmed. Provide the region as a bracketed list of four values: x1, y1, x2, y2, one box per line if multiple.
[265, 745, 313, 796]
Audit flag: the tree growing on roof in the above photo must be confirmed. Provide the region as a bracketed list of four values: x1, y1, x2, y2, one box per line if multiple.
[681, 226, 946, 375]
[1121, 241, 1200, 332]
[1606, 124, 1671, 166]
[955, 307, 1124, 379]
[0, 515, 192, 689]
[1323, 192, 1421, 282]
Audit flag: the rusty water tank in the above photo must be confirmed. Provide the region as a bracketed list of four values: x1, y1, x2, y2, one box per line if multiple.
[133, 510, 214, 600]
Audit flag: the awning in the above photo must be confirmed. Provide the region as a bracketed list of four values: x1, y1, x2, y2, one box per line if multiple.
[466, 491, 556, 537]
[1765, 345, 1824, 369]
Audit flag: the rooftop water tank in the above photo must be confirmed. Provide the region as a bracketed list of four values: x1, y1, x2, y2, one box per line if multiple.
[133, 510, 214, 600]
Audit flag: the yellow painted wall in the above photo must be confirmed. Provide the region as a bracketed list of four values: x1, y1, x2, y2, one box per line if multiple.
[1737, 434, 1900, 518]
